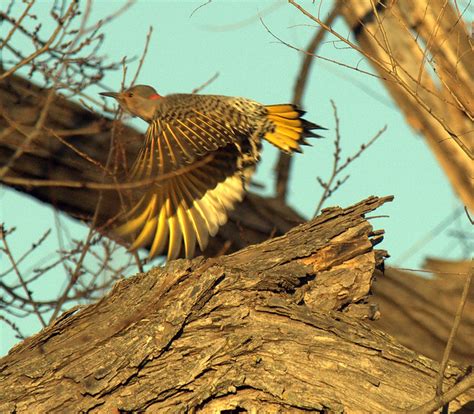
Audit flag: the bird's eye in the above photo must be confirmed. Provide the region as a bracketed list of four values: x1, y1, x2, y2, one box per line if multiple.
[128, 92, 134, 97]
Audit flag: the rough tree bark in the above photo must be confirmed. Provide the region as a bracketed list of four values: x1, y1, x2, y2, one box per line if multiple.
[1, 196, 473, 413]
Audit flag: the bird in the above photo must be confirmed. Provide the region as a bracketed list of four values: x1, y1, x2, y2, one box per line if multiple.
[100, 84, 324, 261]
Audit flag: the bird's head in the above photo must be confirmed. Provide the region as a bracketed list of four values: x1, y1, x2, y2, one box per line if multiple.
[100, 85, 162, 121]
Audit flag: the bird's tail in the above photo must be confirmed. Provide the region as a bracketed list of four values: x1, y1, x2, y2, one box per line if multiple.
[264, 104, 325, 153]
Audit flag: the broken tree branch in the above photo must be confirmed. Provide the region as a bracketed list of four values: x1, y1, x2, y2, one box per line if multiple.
[1, 195, 473, 412]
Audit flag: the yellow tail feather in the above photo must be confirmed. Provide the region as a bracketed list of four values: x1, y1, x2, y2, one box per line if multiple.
[265, 132, 300, 152]
[268, 115, 302, 128]
[265, 105, 305, 153]
[266, 104, 299, 116]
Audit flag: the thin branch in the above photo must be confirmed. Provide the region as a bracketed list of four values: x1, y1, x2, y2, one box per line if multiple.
[465, 207, 473, 225]
[274, 4, 339, 201]
[0, 153, 214, 191]
[435, 265, 473, 396]
[203, 1, 283, 31]
[0, 0, 35, 50]
[0, 1, 78, 82]
[0, 225, 47, 327]
[82, 0, 135, 34]
[0, 229, 51, 278]
[314, 101, 386, 216]
[0, 314, 25, 340]
[191, 72, 220, 94]
[190, 0, 212, 18]
[396, 206, 466, 265]
[393, 267, 470, 277]
[260, 17, 381, 81]
[130, 26, 153, 86]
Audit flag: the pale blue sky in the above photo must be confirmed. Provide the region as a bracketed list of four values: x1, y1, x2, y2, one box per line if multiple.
[0, 1, 470, 354]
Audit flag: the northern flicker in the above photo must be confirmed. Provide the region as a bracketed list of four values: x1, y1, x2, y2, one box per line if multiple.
[101, 85, 324, 260]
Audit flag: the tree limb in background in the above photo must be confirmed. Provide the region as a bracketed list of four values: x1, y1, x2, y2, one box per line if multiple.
[373, 261, 474, 412]
[372, 261, 474, 366]
[435, 264, 472, 397]
[289, 0, 473, 210]
[274, 4, 339, 201]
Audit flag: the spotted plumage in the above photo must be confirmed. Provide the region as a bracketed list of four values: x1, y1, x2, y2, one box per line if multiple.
[101, 85, 324, 260]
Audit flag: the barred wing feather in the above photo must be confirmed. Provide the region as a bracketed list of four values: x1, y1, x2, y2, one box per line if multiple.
[115, 144, 247, 260]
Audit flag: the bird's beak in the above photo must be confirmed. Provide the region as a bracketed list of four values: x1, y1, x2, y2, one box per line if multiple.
[100, 91, 120, 99]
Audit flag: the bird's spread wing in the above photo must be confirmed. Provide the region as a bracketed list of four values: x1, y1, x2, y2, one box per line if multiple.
[115, 144, 252, 260]
[131, 102, 250, 174]
[111, 95, 322, 260]
[114, 96, 260, 260]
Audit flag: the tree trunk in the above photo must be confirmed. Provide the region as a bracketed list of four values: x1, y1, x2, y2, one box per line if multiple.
[1, 195, 473, 413]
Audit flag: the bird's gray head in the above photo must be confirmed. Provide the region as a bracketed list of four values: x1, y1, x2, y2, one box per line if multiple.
[100, 85, 162, 121]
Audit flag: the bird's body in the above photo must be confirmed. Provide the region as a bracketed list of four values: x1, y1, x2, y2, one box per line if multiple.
[101, 85, 324, 260]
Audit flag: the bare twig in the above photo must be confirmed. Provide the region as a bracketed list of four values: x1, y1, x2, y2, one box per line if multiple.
[0, 229, 51, 278]
[204, 1, 283, 31]
[130, 26, 153, 87]
[396, 206, 466, 265]
[0, 1, 78, 82]
[133, 251, 144, 274]
[0, 314, 25, 340]
[393, 267, 470, 277]
[190, 0, 212, 18]
[314, 101, 385, 216]
[465, 207, 473, 225]
[82, 0, 135, 34]
[0, 0, 35, 50]
[0, 225, 46, 327]
[260, 17, 381, 81]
